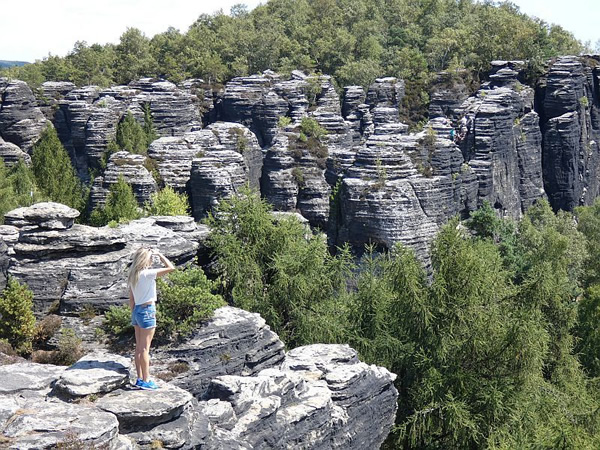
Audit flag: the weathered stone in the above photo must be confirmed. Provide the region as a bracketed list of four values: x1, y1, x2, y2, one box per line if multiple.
[154, 306, 286, 397]
[0, 78, 49, 152]
[0, 362, 65, 395]
[90, 151, 158, 210]
[21, 202, 80, 230]
[539, 56, 600, 210]
[0, 136, 30, 166]
[95, 382, 193, 433]
[203, 344, 398, 449]
[5, 205, 200, 314]
[54, 352, 130, 397]
[1, 399, 120, 449]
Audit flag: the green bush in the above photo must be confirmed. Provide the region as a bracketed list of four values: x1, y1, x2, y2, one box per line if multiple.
[0, 277, 36, 355]
[89, 175, 142, 226]
[103, 304, 133, 336]
[116, 111, 148, 155]
[156, 265, 226, 339]
[145, 186, 190, 216]
[277, 116, 292, 128]
[300, 117, 327, 140]
[53, 328, 84, 366]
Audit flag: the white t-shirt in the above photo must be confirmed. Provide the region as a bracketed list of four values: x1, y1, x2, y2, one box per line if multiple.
[132, 268, 160, 305]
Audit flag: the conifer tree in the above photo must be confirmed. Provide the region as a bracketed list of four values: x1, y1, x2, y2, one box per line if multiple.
[143, 103, 158, 148]
[31, 125, 84, 210]
[89, 175, 141, 226]
[116, 111, 147, 154]
[0, 277, 36, 355]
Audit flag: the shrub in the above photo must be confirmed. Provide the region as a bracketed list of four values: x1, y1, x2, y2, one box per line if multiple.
[0, 277, 36, 355]
[33, 314, 62, 348]
[145, 186, 190, 216]
[89, 176, 142, 226]
[300, 117, 327, 140]
[53, 328, 84, 366]
[116, 111, 148, 155]
[291, 167, 305, 187]
[278, 116, 292, 128]
[156, 265, 226, 339]
[103, 304, 133, 336]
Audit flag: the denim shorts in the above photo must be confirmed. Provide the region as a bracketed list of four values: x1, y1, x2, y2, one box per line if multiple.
[131, 303, 156, 329]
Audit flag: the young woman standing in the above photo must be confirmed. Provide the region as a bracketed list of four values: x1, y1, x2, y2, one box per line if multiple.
[127, 247, 175, 390]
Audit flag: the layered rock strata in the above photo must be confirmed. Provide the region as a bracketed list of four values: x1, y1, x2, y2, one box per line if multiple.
[4, 203, 200, 314]
[0, 78, 49, 152]
[0, 327, 398, 450]
[538, 55, 600, 210]
[90, 151, 158, 210]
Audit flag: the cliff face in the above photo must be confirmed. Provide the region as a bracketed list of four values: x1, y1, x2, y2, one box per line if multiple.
[537, 56, 600, 211]
[1, 55, 599, 261]
[0, 307, 398, 449]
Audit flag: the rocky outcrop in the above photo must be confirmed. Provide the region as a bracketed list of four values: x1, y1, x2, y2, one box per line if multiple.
[90, 151, 158, 210]
[204, 344, 398, 449]
[457, 61, 545, 217]
[187, 122, 263, 219]
[0, 78, 49, 153]
[4, 203, 201, 314]
[47, 78, 203, 179]
[153, 306, 286, 396]
[0, 136, 31, 166]
[538, 56, 600, 210]
[1, 334, 397, 449]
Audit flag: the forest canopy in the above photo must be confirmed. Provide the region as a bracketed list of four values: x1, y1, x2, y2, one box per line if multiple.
[1, 0, 583, 122]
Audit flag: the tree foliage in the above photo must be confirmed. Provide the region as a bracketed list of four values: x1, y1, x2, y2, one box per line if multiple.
[0, 158, 45, 223]
[31, 125, 84, 211]
[89, 175, 141, 226]
[206, 187, 353, 347]
[2, 1, 583, 125]
[145, 186, 190, 216]
[0, 277, 36, 355]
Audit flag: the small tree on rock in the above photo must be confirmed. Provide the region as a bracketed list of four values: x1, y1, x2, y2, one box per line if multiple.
[0, 277, 36, 355]
[89, 175, 141, 226]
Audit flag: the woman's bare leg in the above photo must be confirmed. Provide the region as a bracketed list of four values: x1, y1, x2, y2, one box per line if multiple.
[133, 325, 142, 380]
[139, 326, 156, 381]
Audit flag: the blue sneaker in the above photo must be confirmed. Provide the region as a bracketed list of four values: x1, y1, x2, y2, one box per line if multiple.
[134, 378, 143, 388]
[139, 380, 159, 390]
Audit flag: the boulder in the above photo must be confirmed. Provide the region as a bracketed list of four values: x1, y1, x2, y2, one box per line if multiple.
[53, 352, 131, 397]
[95, 382, 193, 433]
[20, 202, 80, 230]
[0, 399, 121, 449]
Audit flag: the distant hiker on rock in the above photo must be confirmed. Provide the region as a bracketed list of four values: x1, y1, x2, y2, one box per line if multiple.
[128, 247, 175, 390]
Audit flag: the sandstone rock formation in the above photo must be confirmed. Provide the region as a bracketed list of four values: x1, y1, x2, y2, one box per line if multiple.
[0, 309, 398, 449]
[3, 203, 202, 315]
[0, 78, 49, 153]
[538, 55, 600, 211]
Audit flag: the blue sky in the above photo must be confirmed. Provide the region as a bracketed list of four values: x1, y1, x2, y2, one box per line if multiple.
[0, 0, 597, 62]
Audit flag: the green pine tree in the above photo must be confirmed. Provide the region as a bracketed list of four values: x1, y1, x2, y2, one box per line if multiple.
[143, 103, 158, 148]
[145, 186, 189, 216]
[0, 277, 36, 355]
[89, 175, 141, 226]
[116, 111, 148, 155]
[31, 125, 84, 211]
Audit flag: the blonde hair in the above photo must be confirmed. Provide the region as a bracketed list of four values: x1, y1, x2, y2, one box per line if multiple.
[128, 248, 152, 289]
